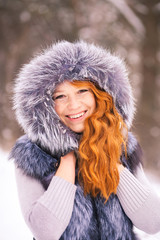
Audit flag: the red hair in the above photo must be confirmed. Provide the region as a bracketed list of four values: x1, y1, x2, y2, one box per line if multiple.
[71, 80, 127, 202]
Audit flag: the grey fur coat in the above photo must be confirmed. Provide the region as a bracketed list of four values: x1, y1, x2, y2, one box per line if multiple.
[10, 41, 142, 239]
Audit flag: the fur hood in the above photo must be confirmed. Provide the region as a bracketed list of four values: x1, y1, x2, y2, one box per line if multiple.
[13, 41, 135, 156]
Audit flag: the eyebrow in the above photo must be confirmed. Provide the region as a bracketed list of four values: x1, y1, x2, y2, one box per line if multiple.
[53, 90, 64, 94]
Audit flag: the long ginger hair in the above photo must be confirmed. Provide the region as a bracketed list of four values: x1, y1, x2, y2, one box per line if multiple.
[71, 80, 127, 202]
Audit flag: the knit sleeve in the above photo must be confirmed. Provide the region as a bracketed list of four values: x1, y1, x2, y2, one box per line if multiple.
[117, 164, 160, 234]
[14, 166, 77, 240]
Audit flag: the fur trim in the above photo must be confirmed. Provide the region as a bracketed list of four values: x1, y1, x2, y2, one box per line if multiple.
[13, 41, 135, 156]
[9, 135, 58, 180]
[9, 132, 141, 180]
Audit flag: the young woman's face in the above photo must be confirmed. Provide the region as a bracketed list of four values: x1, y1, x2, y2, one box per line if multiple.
[53, 81, 96, 133]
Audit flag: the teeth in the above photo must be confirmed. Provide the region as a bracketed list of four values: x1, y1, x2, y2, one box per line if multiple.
[68, 111, 85, 119]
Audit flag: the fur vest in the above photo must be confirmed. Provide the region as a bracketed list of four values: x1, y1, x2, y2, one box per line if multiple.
[10, 132, 141, 240]
[10, 41, 142, 239]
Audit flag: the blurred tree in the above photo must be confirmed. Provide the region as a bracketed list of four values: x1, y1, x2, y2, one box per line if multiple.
[0, 0, 79, 149]
[126, 0, 160, 170]
[0, 0, 159, 172]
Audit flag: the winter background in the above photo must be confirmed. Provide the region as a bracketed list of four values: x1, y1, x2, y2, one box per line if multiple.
[1, 149, 160, 240]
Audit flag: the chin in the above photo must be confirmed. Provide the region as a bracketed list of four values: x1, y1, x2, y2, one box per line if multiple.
[72, 128, 84, 133]
[70, 126, 84, 133]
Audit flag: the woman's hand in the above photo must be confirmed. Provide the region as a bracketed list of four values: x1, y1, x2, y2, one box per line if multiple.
[61, 151, 76, 165]
[117, 163, 125, 174]
[55, 152, 76, 184]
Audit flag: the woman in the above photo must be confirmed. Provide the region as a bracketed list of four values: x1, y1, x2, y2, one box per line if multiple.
[10, 41, 160, 240]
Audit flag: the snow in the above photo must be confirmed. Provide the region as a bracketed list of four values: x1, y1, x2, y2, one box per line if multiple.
[0, 150, 32, 240]
[0, 149, 160, 240]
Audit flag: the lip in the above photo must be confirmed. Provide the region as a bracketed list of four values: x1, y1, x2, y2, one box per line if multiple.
[66, 110, 87, 122]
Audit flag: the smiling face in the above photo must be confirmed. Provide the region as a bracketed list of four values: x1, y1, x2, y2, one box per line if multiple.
[53, 81, 96, 133]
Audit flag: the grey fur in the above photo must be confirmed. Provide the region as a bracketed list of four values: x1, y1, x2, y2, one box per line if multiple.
[10, 41, 140, 239]
[13, 41, 135, 156]
[9, 133, 141, 240]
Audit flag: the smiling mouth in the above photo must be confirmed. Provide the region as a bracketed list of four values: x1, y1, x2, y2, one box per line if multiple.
[66, 111, 87, 119]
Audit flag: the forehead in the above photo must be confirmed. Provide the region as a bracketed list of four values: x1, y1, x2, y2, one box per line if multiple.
[54, 81, 77, 93]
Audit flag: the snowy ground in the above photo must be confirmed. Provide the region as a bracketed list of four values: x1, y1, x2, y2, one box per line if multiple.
[0, 149, 160, 240]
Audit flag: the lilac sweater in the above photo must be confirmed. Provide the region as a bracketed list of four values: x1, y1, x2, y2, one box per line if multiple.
[15, 164, 160, 240]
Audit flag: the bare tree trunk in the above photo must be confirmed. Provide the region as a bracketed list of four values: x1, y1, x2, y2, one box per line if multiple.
[135, 1, 160, 171]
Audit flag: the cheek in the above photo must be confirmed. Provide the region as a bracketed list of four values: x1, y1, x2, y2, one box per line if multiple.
[84, 95, 96, 113]
[92, 100, 96, 112]
[90, 95, 96, 111]
[54, 104, 62, 117]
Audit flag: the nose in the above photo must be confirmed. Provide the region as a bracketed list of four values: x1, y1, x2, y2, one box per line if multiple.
[67, 96, 81, 110]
